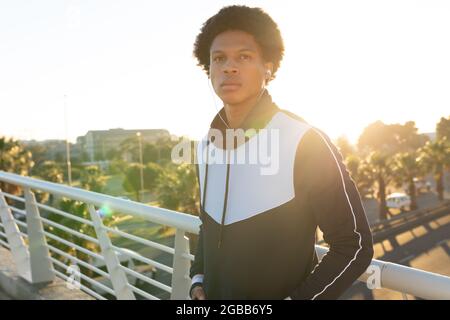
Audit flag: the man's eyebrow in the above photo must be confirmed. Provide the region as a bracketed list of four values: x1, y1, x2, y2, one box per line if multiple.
[211, 48, 257, 54]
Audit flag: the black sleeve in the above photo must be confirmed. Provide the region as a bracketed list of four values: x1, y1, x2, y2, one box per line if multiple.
[290, 128, 374, 300]
[189, 219, 205, 279]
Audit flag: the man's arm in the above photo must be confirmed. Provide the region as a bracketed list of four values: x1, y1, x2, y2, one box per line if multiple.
[290, 128, 374, 300]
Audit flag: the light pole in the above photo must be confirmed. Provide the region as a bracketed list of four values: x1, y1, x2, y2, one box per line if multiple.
[136, 132, 144, 200]
[64, 94, 72, 186]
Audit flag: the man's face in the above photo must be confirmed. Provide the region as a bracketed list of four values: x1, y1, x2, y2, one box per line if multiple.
[209, 30, 272, 105]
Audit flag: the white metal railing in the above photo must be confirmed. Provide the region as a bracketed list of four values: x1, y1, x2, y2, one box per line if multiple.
[1, 170, 450, 300]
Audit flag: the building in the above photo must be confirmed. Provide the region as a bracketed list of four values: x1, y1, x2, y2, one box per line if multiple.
[77, 128, 171, 162]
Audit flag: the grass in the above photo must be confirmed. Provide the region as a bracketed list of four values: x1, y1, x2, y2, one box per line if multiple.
[103, 174, 126, 196]
[108, 214, 176, 259]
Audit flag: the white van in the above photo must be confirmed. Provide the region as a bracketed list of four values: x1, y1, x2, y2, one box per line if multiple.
[386, 193, 411, 210]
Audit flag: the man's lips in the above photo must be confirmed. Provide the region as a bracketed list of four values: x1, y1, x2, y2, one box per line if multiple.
[220, 82, 242, 90]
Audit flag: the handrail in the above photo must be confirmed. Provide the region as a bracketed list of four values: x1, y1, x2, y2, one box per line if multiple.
[1, 170, 450, 300]
[0, 171, 200, 233]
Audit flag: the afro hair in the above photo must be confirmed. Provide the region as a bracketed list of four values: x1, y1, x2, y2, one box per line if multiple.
[193, 5, 285, 80]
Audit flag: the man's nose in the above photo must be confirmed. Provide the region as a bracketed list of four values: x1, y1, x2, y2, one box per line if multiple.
[222, 60, 239, 75]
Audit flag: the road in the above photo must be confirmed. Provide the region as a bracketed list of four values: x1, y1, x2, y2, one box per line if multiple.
[341, 209, 450, 299]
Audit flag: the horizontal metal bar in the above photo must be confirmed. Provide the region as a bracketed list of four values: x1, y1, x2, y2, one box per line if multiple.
[119, 265, 172, 293]
[111, 245, 173, 274]
[53, 269, 107, 300]
[0, 238, 10, 248]
[102, 225, 175, 255]
[47, 244, 110, 279]
[0, 191, 25, 202]
[8, 207, 25, 215]
[0, 171, 200, 234]
[182, 253, 195, 261]
[43, 231, 104, 261]
[13, 218, 27, 229]
[3, 171, 450, 301]
[126, 283, 159, 300]
[35, 202, 94, 227]
[40, 216, 99, 245]
[50, 257, 116, 296]
[315, 245, 450, 300]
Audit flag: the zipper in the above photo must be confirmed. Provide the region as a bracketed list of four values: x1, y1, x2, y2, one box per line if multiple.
[218, 149, 231, 249]
[202, 140, 231, 249]
[202, 140, 210, 211]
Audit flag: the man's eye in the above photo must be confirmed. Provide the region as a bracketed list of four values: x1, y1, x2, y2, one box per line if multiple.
[213, 56, 224, 63]
[240, 54, 251, 61]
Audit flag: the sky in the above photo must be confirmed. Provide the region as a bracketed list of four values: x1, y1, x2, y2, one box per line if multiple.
[0, 0, 449, 145]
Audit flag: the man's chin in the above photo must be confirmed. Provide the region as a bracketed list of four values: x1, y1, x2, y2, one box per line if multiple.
[219, 92, 246, 106]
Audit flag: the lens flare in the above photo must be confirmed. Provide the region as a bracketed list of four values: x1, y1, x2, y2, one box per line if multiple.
[97, 205, 112, 218]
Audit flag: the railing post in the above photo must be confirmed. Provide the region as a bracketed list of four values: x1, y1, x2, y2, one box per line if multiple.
[88, 204, 135, 300]
[0, 188, 31, 281]
[24, 187, 55, 283]
[170, 229, 191, 299]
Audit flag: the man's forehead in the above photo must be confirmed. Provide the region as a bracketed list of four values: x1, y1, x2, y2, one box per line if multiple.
[210, 31, 260, 53]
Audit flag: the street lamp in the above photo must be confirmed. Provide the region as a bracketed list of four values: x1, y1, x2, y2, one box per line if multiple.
[64, 94, 72, 186]
[136, 132, 144, 200]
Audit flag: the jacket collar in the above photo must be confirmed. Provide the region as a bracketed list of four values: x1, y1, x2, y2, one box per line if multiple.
[208, 89, 279, 148]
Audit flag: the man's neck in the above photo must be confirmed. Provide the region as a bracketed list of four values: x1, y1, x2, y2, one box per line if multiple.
[224, 90, 264, 129]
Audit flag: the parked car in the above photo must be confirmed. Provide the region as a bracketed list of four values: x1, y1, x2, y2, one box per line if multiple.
[403, 178, 431, 195]
[386, 192, 411, 211]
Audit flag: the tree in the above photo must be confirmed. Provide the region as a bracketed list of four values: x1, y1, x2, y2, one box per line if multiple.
[392, 151, 424, 210]
[436, 116, 450, 141]
[48, 174, 117, 279]
[365, 151, 393, 220]
[357, 121, 428, 219]
[156, 163, 199, 215]
[143, 162, 163, 192]
[31, 160, 64, 205]
[80, 165, 107, 193]
[358, 120, 427, 155]
[32, 160, 64, 183]
[156, 163, 200, 250]
[49, 197, 117, 281]
[344, 154, 375, 198]
[0, 136, 34, 197]
[420, 137, 450, 201]
[336, 136, 355, 160]
[122, 163, 145, 201]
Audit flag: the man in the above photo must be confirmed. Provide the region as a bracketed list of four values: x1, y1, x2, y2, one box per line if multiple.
[189, 5, 374, 300]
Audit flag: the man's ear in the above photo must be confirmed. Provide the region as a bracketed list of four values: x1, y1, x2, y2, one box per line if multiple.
[264, 62, 274, 76]
[264, 62, 274, 85]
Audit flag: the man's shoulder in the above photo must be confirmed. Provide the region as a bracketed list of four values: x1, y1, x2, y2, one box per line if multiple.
[277, 109, 310, 126]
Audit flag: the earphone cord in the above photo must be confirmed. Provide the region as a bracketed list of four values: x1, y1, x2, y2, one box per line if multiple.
[207, 78, 267, 130]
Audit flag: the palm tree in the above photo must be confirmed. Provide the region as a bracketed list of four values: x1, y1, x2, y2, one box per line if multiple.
[344, 154, 375, 198]
[365, 151, 393, 220]
[392, 151, 424, 210]
[420, 137, 450, 201]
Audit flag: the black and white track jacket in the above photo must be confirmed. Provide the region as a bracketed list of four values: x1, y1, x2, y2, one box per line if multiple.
[189, 90, 374, 300]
